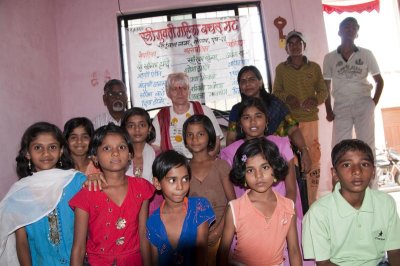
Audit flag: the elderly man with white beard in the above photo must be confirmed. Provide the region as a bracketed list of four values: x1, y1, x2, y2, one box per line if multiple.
[92, 79, 128, 129]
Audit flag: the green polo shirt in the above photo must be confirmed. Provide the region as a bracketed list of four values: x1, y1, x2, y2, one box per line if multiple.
[302, 183, 400, 265]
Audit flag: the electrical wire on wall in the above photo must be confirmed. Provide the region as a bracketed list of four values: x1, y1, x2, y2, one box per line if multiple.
[118, 0, 125, 16]
[289, 0, 297, 31]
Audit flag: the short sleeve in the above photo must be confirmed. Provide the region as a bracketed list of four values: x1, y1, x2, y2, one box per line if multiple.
[69, 188, 91, 212]
[365, 49, 381, 76]
[133, 177, 155, 200]
[229, 104, 239, 122]
[302, 206, 331, 261]
[219, 148, 233, 167]
[146, 209, 163, 246]
[193, 197, 216, 226]
[266, 95, 290, 135]
[216, 159, 231, 178]
[384, 196, 400, 251]
[219, 141, 243, 167]
[266, 135, 294, 162]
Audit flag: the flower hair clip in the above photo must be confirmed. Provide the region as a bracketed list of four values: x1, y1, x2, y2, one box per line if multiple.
[241, 154, 247, 163]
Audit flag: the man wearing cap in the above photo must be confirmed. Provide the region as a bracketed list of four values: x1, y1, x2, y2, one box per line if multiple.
[273, 30, 328, 205]
[323, 17, 384, 180]
[92, 79, 128, 129]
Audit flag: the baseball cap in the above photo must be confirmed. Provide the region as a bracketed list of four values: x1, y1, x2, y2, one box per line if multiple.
[285, 30, 306, 43]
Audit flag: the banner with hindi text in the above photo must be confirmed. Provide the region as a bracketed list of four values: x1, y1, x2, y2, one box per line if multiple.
[125, 16, 255, 110]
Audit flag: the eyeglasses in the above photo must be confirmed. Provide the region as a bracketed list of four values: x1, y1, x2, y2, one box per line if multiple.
[239, 77, 259, 86]
[105, 91, 126, 98]
[170, 86, 189, 92]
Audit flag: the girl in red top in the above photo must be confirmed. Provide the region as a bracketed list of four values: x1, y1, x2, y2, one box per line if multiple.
[70, 123, 155, 266]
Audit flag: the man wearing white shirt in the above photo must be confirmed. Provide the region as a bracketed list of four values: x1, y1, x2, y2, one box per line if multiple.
[92, 79, 128, 129]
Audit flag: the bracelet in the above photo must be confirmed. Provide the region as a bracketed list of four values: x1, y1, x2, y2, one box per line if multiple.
[300, 146, 310, 152]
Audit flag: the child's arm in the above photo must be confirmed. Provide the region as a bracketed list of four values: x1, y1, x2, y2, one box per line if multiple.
[284, 159, 297, 202]
[217, 205, 235, 266]
[210, 170, 236, 243]
[70, 208, 89, 266]
[286, 214, 302, 266]
[316, 261, 338, 266]
[15, 227, 32, 266]
[221, 171, 236, 202]
[139, 200, 151, 266]
[149, 243, 159, 266]
[388, 249, 400, 265]
[195, 220, 210, 266]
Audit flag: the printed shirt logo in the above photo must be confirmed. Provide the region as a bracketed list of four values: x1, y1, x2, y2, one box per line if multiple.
[335, 60, 363, 79]
[355, 58, 364, 65]
[375, 230, 386, 241]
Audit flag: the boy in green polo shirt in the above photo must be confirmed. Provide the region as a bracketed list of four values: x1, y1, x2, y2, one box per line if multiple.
[302, 139, 400, 265]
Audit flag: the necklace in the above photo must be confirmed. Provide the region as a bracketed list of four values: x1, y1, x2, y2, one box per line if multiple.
[134, 166, 142, 177]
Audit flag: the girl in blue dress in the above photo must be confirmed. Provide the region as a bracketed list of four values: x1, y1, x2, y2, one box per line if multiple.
[147, 150, 215, 266]
[0, 122, 86, 265]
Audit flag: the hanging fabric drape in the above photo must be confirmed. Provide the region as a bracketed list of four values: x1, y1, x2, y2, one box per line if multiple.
[322, 0, 380, 13]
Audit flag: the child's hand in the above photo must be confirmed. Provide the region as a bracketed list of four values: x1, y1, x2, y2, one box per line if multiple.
[83, 173, 108, 191]
[208, 227, 222, 246]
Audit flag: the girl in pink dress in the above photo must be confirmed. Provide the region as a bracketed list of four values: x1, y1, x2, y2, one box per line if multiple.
[217, 138, 302, 265]
[70, 123, 155, 266]
[220, 97, 309, 265]
[220, 97, 300, 214]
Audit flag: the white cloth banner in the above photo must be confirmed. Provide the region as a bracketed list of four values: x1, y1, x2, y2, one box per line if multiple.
[125, 16, 255, 109]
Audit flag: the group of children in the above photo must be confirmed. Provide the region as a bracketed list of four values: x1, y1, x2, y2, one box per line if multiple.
[0, 96, 399, 265]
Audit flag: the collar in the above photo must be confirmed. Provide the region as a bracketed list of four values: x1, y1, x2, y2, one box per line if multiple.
[106, 112, 121, 124]
[336, 45, 359, 54]
[285, 55, 309, 65]
[160, 197, 188, 219]
[333, 182, 374, 218]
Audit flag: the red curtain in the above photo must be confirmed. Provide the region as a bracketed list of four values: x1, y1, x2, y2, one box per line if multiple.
[322, 0, 380, 14]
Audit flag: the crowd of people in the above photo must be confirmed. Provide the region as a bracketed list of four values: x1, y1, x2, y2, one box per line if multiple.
[0, 17, 399, 266]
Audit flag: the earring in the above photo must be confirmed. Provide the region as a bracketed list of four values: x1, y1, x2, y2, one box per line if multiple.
[28, 159, 32, 170]
[94, 160, 99, 167]
[58, 160, 63, 167]
[274, 178, 277, 183]
[264, 124, 269, 135]
[244, 180, 247, 187]
[128, 154, 132, 165]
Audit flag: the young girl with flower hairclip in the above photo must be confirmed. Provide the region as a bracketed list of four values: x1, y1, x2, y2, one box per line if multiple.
[217, 137, 302, 265]
[220, 97, 311, 265]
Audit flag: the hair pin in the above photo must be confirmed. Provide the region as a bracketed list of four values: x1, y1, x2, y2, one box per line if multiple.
[241, 154, 247, 163]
